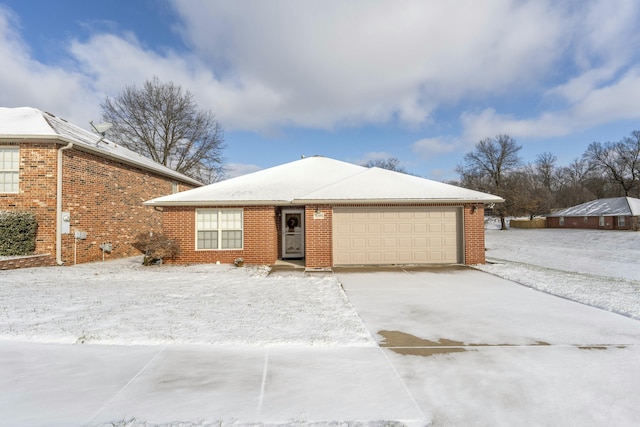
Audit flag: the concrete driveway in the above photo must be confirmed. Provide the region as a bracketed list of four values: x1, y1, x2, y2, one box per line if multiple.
[336, 267, 640, 426]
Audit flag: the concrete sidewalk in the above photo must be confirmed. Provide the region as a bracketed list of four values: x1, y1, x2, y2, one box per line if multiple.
[0, 341, 427, 427]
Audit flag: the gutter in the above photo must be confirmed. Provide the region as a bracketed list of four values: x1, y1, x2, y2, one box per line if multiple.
[56, 141, 74, 265]
[143, 197, 505, 207]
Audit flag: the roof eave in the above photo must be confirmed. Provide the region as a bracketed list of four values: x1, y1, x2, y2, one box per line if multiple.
[143, 199, 294, 207]
[1, 135, 202, 187]
[293, 197, 505, 205]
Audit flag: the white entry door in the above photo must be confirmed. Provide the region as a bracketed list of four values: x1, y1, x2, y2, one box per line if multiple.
[282, 209, 305, 259]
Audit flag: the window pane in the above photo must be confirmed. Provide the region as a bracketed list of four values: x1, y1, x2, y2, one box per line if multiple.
[0, 148, 19, 193]
[197, 230, 218, 249]
[221, 210, 242, 229]
[221, 230, 242, 249]
[197, 210, 218, 230]
[0, 172, 18, 193]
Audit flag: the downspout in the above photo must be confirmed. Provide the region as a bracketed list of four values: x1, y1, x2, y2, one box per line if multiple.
[56, 142, 74, 265]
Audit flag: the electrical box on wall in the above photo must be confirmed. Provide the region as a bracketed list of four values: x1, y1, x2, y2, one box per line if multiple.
[74, 230, 87, 240]
[61, 212, 71, 234]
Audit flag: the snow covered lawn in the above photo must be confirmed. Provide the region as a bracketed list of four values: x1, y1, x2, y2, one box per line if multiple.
[478, 227, 640, 319]
[0, 257, 373, 347]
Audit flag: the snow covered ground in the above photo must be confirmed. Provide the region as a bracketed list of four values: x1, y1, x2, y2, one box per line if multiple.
[1, 230, 640, 426]
[478, 224, 640, 319]
[0, 258, 373, 346]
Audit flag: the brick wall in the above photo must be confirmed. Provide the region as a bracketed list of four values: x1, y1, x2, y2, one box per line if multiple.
[0, 142, 197, 265]
[160, 202, 490, 267]
[162, 205, 278, 265]
[463, 203, 485, 264]
[0, 254, 56, 270]
[305, 205, 333, 268]
[0, 142, 58, 255]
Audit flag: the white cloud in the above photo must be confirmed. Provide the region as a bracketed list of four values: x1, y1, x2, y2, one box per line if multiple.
[0, 7, 99, 126]
[460, 67, 640, 142]
[224, 163, 262, 179]
[1, 0, 640, 140]
[171, 0, 569, 129]
[411, 137, 458, 157]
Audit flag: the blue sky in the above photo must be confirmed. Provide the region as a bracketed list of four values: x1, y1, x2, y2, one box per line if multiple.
[1, 0, 640, 180]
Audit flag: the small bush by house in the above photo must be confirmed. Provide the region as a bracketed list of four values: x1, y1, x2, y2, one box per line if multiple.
[132, 232, 181, 265]
[0, 211, 38, 256]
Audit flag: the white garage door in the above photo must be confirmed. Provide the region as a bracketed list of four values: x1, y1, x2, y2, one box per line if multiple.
[333, 207, 461, 265]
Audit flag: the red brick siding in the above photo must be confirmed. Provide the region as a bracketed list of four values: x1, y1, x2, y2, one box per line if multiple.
[162, 205, 278, 265]
[463, 204, 485, 264]
[305, 205, 333, 268]
[0, 142, 58, 255]
[0, 142, 196, 265]
[547, 215, 637, 230]
[161, 202, 489, 267]
[0, 254, 56, 270]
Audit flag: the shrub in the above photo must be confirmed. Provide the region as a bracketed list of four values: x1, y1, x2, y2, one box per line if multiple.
[0, 211, 38, 256]
[132, 232, 181, 265]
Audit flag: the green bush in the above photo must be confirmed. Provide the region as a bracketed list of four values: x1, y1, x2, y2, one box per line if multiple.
[0, 211, 38, 256]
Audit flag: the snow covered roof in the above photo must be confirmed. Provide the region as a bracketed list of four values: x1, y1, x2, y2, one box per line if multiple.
[548, 197, 640, 217]
[145, 156, 504, 206]
[0, 107, 202, 187]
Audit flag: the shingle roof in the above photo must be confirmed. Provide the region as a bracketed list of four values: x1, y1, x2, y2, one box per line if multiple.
[0, 107, 202, 187]
[547, 197, 640, 217]
[145, 156, 504, 206]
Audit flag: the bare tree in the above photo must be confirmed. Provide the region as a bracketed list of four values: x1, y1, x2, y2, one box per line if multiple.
[584, 132, 640, 197]
[362, 157, 407, 173]
[457, 134, 522, 229]
[101, 77, 225, 183]
[535, 152, 557, 192]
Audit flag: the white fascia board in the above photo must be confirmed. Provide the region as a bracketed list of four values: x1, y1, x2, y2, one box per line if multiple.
[143, 199, 292, 207]
[293, 197, 505, 205]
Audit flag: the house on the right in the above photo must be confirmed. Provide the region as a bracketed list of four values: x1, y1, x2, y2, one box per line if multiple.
[546, 197, 640, 231]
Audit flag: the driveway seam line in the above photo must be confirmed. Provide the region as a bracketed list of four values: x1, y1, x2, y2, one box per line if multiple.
[256, 348, 269, 417]
[85, 344, 168, 425]
[377, 344, 429, 424]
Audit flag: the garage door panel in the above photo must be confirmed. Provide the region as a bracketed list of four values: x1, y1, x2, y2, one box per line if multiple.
[333, 207, 461, 265]
[398, 223, 412, 233]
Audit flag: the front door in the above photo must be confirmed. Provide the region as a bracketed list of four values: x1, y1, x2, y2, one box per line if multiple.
[282, 209, 304, 259]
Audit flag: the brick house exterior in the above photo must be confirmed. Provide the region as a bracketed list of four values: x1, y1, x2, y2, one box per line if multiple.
[147, 157, 501, 268]
[0, 108, 200, 266]
[546, 197, 640, 231]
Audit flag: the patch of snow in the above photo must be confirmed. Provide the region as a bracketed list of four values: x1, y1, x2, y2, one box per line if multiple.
[0, 257, 374, 347]
[477, 227, 640, 319]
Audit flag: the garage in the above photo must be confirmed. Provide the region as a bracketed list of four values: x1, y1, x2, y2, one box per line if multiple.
[333, 206, 462, 265]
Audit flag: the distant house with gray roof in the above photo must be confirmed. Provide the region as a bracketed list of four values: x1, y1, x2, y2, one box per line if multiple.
[547, 197, 640, 231]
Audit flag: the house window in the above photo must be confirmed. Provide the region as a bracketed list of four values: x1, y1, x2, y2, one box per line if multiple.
[559, 216, 564, 226]
[0, 146, 19, 193]
[196, 209, 243, 250]
[599, 216, 604, 227]
[171, 181, 179, 193]
[618, 216, 626, 227]
[583, 216, 588, 223]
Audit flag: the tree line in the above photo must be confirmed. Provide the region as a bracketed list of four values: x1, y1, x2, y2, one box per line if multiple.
[454, 133, 640, 229]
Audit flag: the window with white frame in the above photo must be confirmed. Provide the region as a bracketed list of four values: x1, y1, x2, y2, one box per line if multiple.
[196, 209, 243, 250]
[0, 146, 19, 193]
[618, 216, 626, 227]
[599, 216, 605, 227]
[559, 216, 564, 226]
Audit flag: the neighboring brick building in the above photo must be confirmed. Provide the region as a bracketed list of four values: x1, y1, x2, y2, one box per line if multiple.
[0, 107, 201, 266]
[145, 156, 503, 268]
[547, 197, 640, 231]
